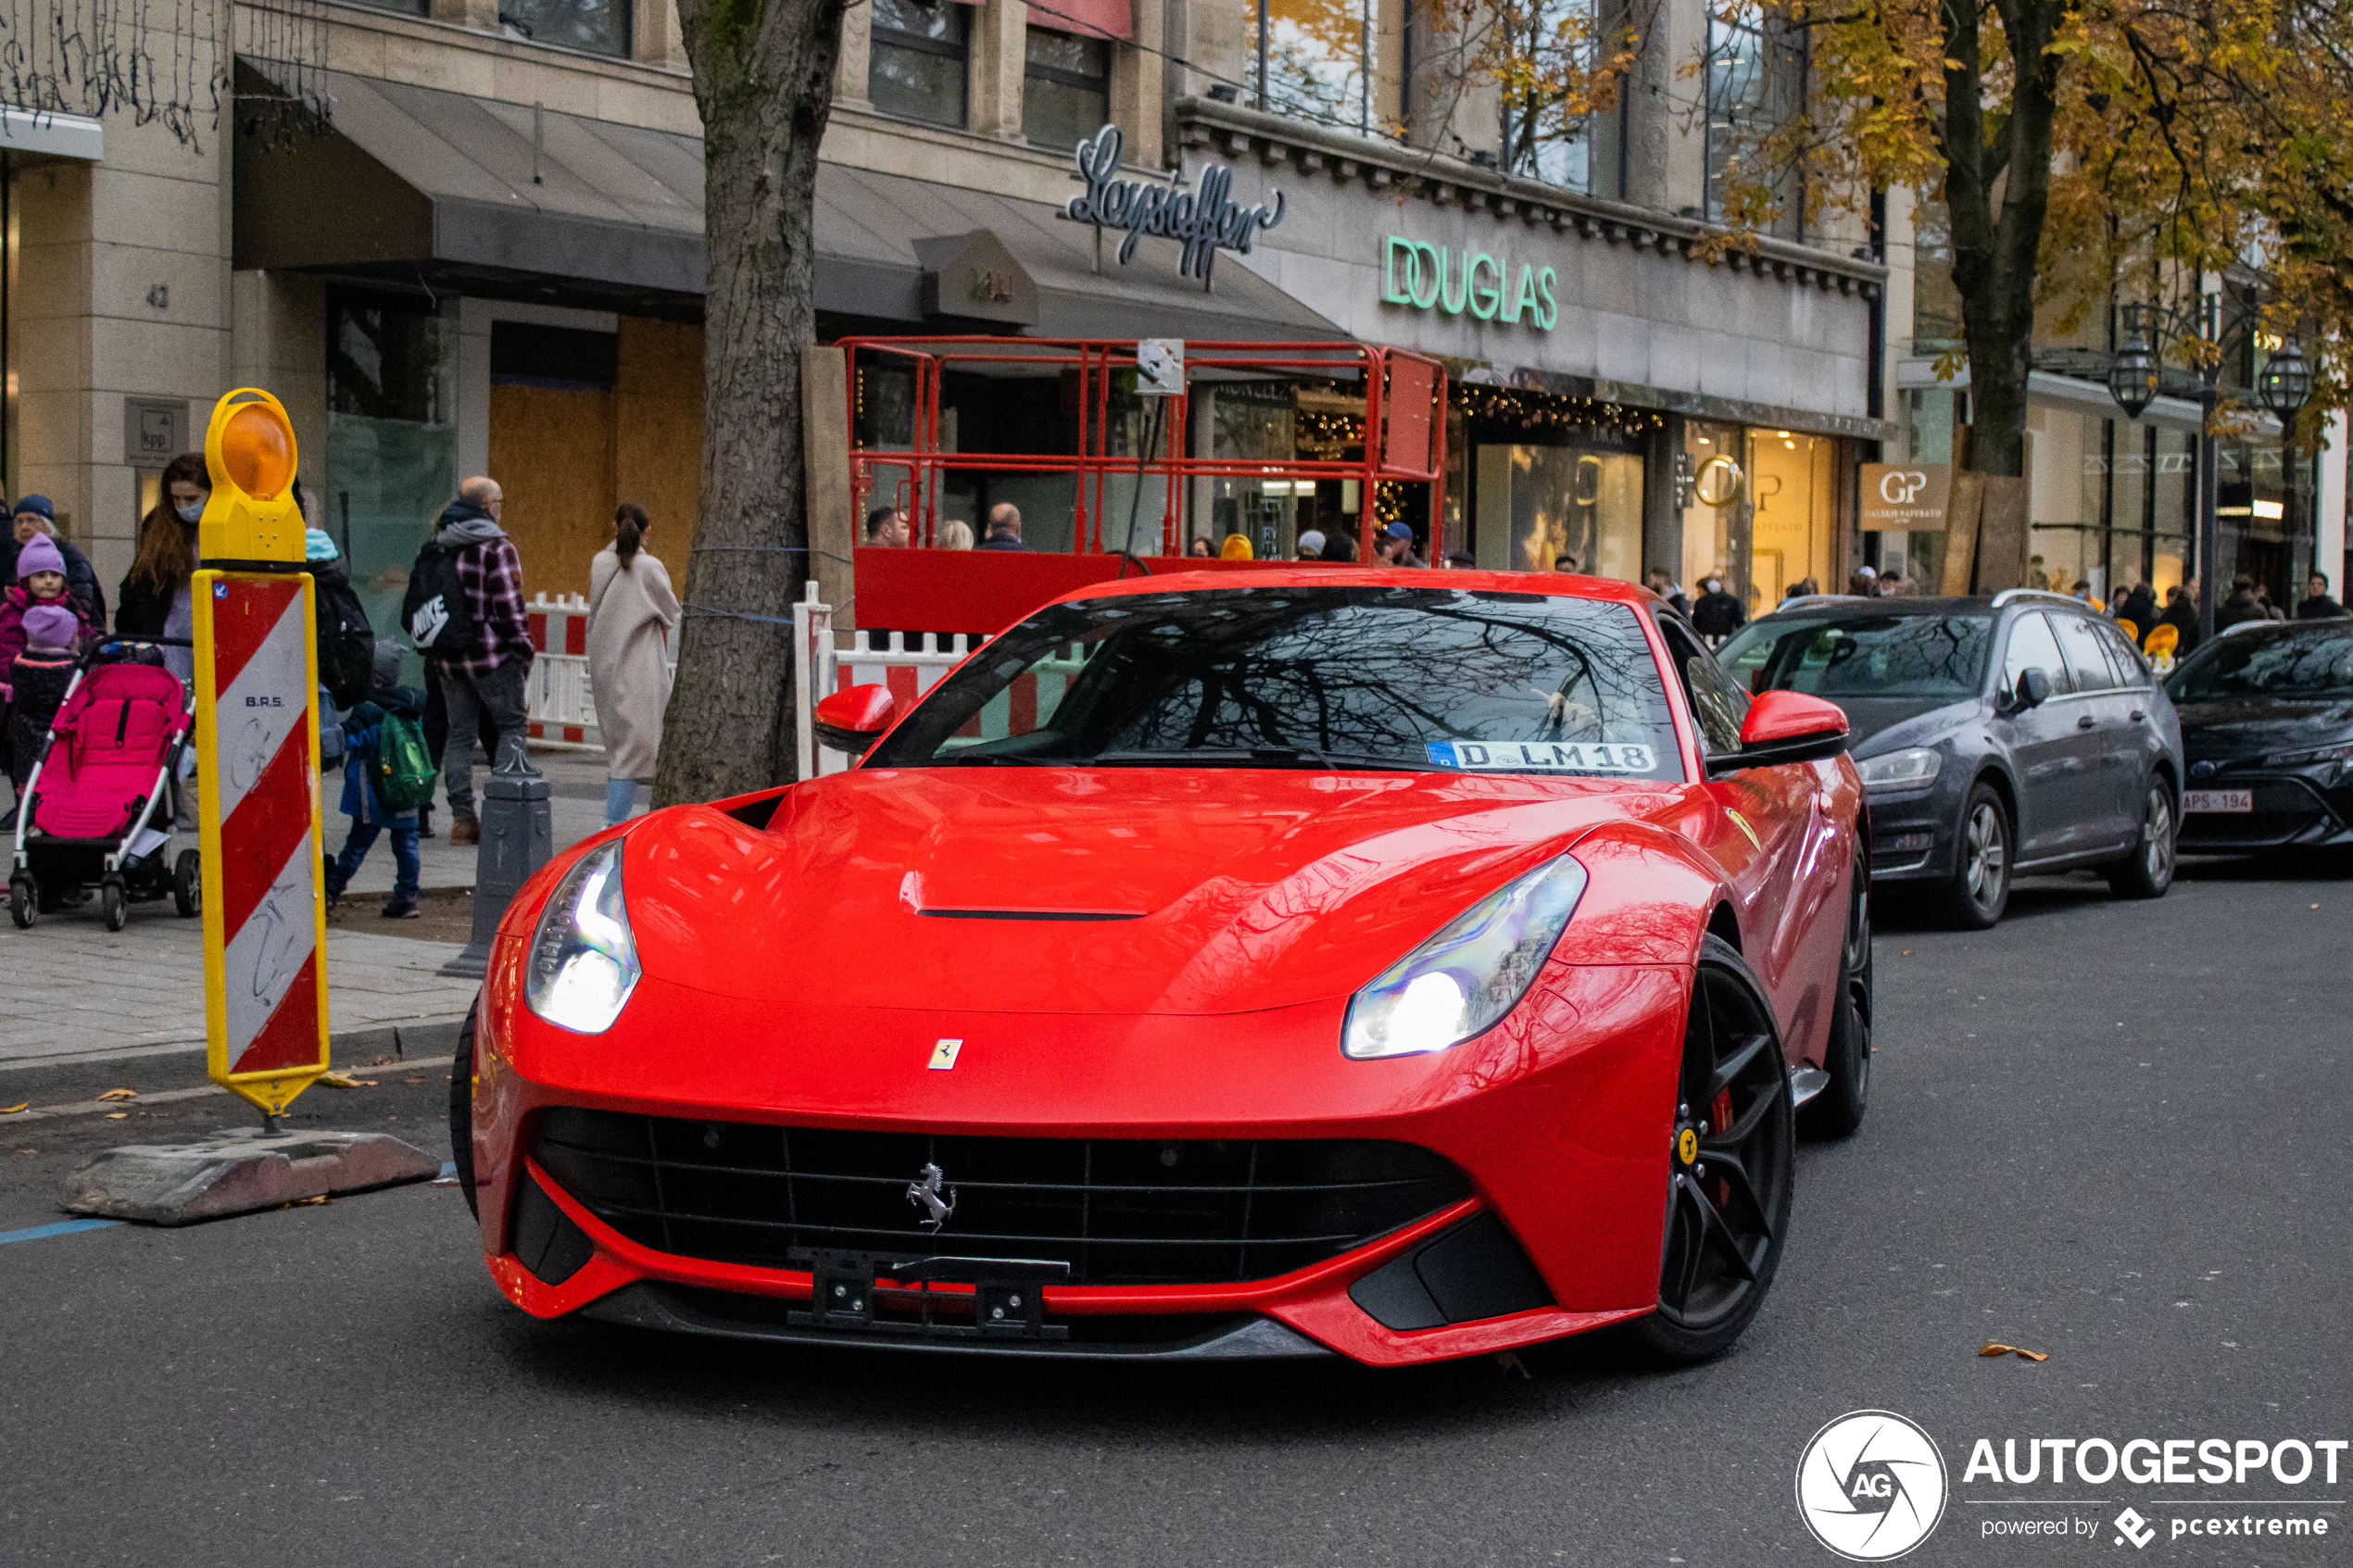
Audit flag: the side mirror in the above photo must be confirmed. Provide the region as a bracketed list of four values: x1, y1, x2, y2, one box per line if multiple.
[2000, 667, 2053, 713]
[813, 684, 898, 756]
[1706, 690, 1849, 776]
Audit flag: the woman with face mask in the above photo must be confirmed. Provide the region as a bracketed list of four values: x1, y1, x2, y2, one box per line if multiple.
[117, 452, 208, 684]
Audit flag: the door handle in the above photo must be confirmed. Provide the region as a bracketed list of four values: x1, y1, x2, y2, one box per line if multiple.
[2076, 713, 2097, 731]
[2128, 709, 2145, 722]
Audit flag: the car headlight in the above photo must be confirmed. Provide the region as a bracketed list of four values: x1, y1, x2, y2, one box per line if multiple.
[1856, 746, 1943, 791]
[2263, 741, 2353, 769]
[1342, 855, 1589, 1060]
[524, 840, 641, 1034]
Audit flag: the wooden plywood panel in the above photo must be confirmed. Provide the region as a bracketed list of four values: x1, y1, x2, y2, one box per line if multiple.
[613, 317, 706, 574]
[488, 382, 616, 600]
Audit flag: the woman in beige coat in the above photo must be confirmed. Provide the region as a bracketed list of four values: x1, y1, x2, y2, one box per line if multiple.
[587, 503, 681, 824]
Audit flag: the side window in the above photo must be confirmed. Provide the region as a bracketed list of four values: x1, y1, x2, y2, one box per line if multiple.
[2051, 614, 2117, 693]
[2092, 620, 2150, 687]
[1658, 616, 1748, 755]
[2002, 612, 2069, 695]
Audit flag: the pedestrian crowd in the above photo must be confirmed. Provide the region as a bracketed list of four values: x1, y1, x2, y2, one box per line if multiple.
[0, 460, 680, 922]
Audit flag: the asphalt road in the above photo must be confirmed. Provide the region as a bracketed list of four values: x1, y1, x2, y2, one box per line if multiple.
[2, 858, 2347, 1567]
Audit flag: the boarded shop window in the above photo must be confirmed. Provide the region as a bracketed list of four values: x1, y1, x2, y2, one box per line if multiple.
[490, 322, 620, 390]
[1023, 29, 1110, 149]
[872, 0, 971, 128]
[498, 0, 631, 56]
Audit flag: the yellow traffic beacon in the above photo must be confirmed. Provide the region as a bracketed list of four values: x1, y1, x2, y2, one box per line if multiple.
[192, 389, 333, 1120]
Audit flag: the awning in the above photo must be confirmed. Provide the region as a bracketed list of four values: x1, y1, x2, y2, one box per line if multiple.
[1026, 0, 1134, 38]
[0, 107, 103, 162]
[233, 65, 1337, 340]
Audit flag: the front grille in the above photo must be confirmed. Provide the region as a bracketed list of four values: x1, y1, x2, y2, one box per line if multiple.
[531, 1109, 1471, 1287]
[2181, 777, 2340, 844]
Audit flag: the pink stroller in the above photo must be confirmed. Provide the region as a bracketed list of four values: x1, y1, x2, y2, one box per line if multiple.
[9, 637, 199, 931]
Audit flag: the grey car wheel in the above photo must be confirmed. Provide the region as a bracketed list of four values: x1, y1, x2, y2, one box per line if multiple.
[1937, 784, 2011, 929]
[2105, 781, 2177, 899]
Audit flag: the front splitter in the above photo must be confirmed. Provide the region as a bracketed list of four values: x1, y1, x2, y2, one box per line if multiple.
[578, 1282, 1340, 1361]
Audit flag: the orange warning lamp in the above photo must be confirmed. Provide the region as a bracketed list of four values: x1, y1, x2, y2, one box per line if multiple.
[198, 388, 305, 565]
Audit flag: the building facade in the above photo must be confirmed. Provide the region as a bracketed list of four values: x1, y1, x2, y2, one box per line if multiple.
[21, 0, 2331, 646]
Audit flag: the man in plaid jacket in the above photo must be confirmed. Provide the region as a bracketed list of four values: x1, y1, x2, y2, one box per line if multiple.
[425, 476, 533, 843]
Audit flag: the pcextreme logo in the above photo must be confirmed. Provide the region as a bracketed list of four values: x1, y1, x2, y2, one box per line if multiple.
[1795, 1411, 1951, 1561]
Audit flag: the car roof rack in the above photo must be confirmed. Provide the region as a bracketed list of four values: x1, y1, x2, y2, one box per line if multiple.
[1989, 588, 2085, 609]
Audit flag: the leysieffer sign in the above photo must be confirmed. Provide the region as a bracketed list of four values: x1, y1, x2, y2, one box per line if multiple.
[1063, 126, 1285, 284]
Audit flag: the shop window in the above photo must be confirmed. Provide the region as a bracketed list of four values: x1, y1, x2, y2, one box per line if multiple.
[324, 289, 458, 686]
[871, 0, 971, 129]
[1704, 0, 1803, 237]
[1023, 29, 1111, 149]
[1908, 201, 1964, 355]
[490, 322, 619, 391]
[1244, 0, 1376, 134]
[1498, 0, 1629, 199]
[497, 0, 631, 57]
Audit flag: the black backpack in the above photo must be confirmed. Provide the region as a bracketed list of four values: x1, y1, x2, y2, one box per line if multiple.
[401, 537, 477, 659]
[314, 575, 376, 709]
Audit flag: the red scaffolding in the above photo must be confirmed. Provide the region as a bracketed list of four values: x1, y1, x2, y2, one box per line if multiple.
[840, 336, 1448, 633]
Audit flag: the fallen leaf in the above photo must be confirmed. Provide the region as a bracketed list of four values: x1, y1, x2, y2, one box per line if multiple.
[316, 1072, 377, 1089]
[105, 1111, 129, 1120]
[294, 1195, 330, 1206]
[0, 1103, 28, 1115]
[2312, 904, 2322, 910]
[1901, 949, 1913, 956]
[2014, 1348, 2049, 1361]
[1980, 1342, 2047, 1361]
[96, 1087, 137, 1102]
[403, 1077, 424, 1085]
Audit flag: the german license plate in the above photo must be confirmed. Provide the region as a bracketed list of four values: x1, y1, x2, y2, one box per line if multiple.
[2183, 789, 2252, 813]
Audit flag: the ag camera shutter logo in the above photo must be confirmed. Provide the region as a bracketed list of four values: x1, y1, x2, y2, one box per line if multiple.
[1795, 1410, 1949, 1561]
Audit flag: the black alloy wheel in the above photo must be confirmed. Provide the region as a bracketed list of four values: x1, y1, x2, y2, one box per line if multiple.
[1629, 935, 1796, 1363]
[449, 1000, 480, 1217]
[1938, 782, 2012, 930]
[2104, 780, 2177, 899]
[1802, 848, 1872, 1139]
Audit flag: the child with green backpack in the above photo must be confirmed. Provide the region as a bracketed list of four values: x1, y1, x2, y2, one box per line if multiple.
[326, 642, 435, 919]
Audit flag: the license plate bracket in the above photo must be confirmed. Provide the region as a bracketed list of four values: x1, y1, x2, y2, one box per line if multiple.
[786, 1248, 1072, 1342]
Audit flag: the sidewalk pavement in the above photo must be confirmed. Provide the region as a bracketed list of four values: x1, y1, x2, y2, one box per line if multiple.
[2, 746, 637, 1064]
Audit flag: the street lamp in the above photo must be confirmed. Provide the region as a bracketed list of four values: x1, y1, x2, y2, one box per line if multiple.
[2258, 338, 2312, 418]
[2258, 339, 2312, 589]
[2108, 307, 2161, 420]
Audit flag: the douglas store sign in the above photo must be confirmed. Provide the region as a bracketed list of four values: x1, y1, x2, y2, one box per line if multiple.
[1381, 237, 1558, 330]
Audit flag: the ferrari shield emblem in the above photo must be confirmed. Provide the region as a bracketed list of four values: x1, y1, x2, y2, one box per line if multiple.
[928, 1038, 963, 1070]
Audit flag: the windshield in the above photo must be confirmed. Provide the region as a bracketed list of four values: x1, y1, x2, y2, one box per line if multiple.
[2166, 624, 2353, 700]
[866, 585, 1686, 781]
[1718, 613, 1994, 700]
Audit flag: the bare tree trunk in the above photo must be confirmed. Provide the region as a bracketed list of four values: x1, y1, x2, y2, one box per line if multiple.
[654, 0, 849, 806]
[1940, 0, 2063, 481]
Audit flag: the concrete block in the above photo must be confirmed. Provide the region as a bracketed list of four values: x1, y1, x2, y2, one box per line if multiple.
[61, 1128, 441, 1225]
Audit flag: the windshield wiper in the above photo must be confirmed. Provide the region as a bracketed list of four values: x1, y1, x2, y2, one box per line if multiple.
[1088, 747, 1454, 772]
